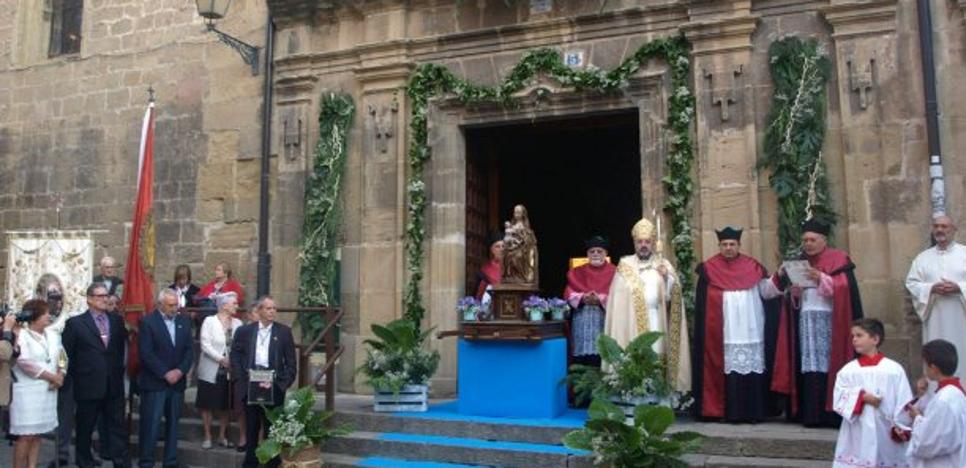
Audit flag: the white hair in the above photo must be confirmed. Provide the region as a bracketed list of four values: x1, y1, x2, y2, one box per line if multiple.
[100, 256, 117, 267]
[215, 292, 239, 309]
[157, 288, 179, 303]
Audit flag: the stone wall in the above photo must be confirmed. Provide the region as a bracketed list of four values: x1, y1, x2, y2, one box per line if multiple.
[1, 0, 963, 395]
[0, 1, 269, 304]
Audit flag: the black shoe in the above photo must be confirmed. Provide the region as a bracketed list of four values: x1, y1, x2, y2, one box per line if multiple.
[45, 460, 69, 468]
[235, 444, 247, 453]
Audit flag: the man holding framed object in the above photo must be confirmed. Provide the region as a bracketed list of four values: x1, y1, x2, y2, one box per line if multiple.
[229, 296, 296, 468]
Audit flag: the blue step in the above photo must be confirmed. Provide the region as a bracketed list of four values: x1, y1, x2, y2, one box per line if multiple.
[357, 457, 490, 467]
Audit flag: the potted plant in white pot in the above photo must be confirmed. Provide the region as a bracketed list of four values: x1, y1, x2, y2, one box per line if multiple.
[358, 318, 440, 412]
[255, 386, 351, 468]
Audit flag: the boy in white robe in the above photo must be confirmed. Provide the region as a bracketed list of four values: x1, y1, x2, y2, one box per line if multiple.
[833, 318, 913, 467]
[905, 339, 966, 467]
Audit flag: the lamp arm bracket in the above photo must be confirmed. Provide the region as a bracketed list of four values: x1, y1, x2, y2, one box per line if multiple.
[207, 23, 260, 76]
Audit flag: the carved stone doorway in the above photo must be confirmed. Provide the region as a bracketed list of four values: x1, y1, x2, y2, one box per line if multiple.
[464, 111, 642, 297]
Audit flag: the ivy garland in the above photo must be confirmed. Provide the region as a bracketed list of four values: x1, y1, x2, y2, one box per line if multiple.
[762, 37, 835, 257]
[297, 93, 355, 342]
[403, 35, 697, 327]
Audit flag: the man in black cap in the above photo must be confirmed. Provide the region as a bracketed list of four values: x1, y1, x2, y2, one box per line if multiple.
[770, 219, 864, 427]
[692, 227, 780, 423]
[564, 236, 616, 369]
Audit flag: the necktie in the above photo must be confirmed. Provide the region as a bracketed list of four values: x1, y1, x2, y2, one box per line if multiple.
[95, 314, 109, 347]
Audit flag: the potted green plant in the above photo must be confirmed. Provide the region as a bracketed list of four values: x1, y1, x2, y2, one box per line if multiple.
[563, 398, 702, 467]
[358, 318, 441, 412]
[522, 295, 548, 321]
[566, 332, 689, 419]
[255, 386, 351, 467]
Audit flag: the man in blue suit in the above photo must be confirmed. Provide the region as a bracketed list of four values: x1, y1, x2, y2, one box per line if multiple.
[136, 288, 194, 468]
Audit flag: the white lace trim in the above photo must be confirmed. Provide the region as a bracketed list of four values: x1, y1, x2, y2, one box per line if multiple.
[723, 341, 765, 375]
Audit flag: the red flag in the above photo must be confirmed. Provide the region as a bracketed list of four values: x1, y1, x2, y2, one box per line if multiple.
[121, 100, 156, 376]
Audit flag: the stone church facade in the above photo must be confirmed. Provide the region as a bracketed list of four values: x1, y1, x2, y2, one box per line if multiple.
[1, 0, 963, 394]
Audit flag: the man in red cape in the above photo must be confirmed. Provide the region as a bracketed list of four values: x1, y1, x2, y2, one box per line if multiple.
[564, 235, 617, 368]
[692, 227, 781, 422]
[475, 232, 503, 300]
[771, 219, 864, 427]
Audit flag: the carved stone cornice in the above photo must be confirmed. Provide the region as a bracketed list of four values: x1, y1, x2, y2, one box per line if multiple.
[959, 0, 966, 20]
[274, 75, 318, 105]
[681, 14, 759, 56]
[820, 0, 898, 39]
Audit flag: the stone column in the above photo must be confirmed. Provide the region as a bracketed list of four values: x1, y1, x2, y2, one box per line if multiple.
[820, 0, 918, 336]
[683, 1, 764, 262]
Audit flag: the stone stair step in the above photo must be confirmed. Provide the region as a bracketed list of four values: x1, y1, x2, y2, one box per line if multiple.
[129, 437, 245, 467]
[330, 408, 580, 446]
[684, 453, 830, 467]
[323, 431, 593, 468]
[323, 453, 497, 467]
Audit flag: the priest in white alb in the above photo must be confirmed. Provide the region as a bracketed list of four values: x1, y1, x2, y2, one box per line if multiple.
[605, 217, 691, 392]
[905, 215, 966, 380]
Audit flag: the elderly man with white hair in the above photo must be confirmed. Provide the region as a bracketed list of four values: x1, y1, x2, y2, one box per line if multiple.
[136, 288, 194, 468]
[93, 256, 124, 297]
[906, 215, 966, 380]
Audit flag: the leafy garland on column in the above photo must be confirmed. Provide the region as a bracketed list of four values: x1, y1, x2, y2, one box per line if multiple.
[297, 93, 355, 342]
[403, 35, 697, 327]
[762, 37, 835, 257]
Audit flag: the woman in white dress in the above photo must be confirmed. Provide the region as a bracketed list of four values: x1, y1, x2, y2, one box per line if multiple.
[11, 299, 64, 468]
[196, 293, 244, 449]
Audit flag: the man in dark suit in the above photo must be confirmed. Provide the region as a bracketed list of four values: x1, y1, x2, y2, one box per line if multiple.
[230, 296, 296, 468]
[62, 283, 131, 468]
[136, 288, 193, 468]
[92, 256, 124, 297]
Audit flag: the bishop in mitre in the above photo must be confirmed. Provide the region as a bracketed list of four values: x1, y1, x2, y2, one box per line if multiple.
[604, 217, 691, 392]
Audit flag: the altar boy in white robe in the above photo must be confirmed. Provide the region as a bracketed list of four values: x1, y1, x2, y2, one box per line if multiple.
[905, 215, 966, 381]
[832, 318, 913, 468]
[905, 339, 966, 468]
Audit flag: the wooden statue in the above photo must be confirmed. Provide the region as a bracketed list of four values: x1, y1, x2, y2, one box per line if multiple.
[502, 204, 538, 285]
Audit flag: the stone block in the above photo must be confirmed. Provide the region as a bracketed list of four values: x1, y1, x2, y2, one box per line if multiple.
[209, 222, 256, 250]
[197, 199, 226, 223]
[868, 178, 923, 224]
[590, 38, 628, 71]
[206, 131, 240, 164]
[197, 162, 233, 200]
[360, 210, 398, 243]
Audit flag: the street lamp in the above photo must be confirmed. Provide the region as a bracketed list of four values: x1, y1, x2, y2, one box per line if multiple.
[196, 0, 260, 75]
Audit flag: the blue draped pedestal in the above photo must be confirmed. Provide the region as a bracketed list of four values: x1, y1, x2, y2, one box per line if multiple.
[457, 337, 567, 419]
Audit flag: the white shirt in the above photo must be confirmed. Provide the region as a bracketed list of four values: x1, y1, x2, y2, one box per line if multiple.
[907, 383, 966, 468]
[832, 356, 913, 468]
[905, 242, 966, 380]
[255, 322, 273, 368]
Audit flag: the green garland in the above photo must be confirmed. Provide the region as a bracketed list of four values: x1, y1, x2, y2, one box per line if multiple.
[762, 37, 835, 257]
[404, 36, 697, 327]
[297, 93, 355, 342]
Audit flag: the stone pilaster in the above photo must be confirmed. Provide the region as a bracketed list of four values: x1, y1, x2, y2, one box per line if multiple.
[683, 3, 765, 263]
[344, 54, 412, 393]
[820, 0, 912, 329]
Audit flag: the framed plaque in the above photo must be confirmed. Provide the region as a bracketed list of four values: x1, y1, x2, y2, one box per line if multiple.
[248, 369, 275, 405]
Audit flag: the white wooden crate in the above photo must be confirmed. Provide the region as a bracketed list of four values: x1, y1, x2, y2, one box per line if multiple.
[373, 384, 429, 412]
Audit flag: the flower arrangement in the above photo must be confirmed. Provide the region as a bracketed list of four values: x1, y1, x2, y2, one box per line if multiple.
[456, 296, 484, 321]
[522, 295, 549, 321]
[563, 399, 702, 467]
[548, 297, 569, 321]
[358, 318, 441, 394]
[255, 386, 351, 464]
[566, 332, 689, 409]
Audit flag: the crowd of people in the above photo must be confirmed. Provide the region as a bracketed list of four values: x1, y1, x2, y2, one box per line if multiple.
[0, 260, 297, 468]
[478, 214, 965, 467]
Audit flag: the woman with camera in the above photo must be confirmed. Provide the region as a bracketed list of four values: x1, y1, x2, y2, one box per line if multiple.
[10, 299, 64, 468]
[197, 292, 244, 450]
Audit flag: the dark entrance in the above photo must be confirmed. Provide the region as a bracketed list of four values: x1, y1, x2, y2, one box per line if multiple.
[464, 111, 642, 298]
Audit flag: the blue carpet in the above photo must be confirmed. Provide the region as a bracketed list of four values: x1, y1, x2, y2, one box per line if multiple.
[356, 457, 487, 467]
[392, 401, 587, 428]
[376, 432, 590, 455]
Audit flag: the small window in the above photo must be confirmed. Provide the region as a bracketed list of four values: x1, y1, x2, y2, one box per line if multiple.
[48, 0, 83, 57]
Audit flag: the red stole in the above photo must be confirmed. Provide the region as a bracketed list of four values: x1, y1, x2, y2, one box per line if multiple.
[857, 353, 885, 367]
[475, 259, 502, 299]
[700, 254, 768, 417]
[564, 262, 617, 298]
[772, 247, 857, 414]
[939, 377, 965, 395]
